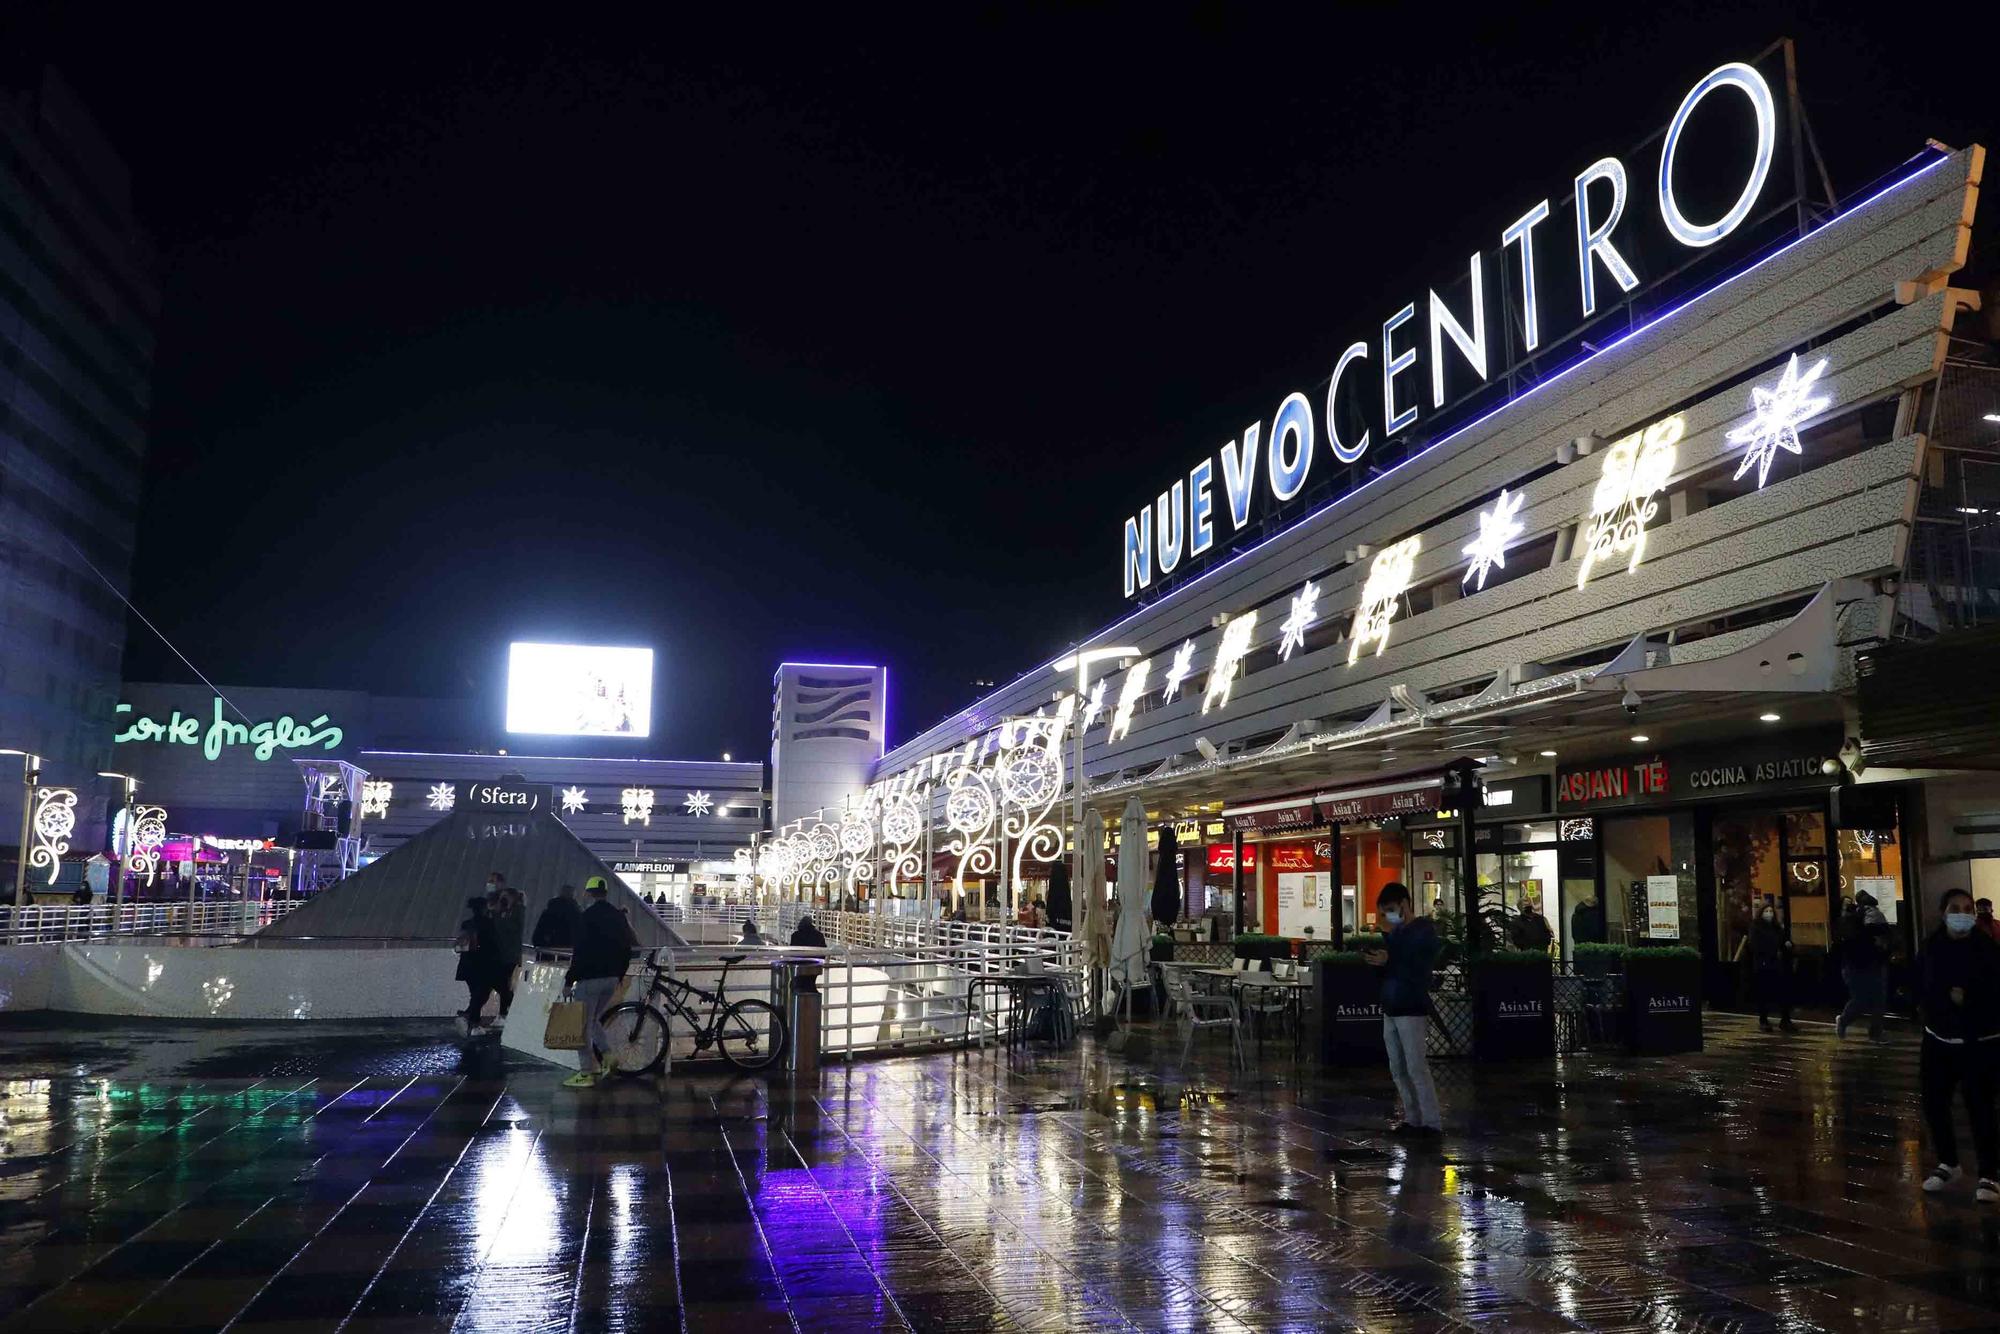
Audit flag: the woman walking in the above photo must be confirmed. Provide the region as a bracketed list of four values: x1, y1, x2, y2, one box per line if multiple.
[455, 895, 501, 1034]
[1921, 888, 2000, 1201]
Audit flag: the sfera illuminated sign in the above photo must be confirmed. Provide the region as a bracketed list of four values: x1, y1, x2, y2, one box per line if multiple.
[1122, 61, 1778, 598]
[115, 697, 344, 762]
[457, 781, 550, 812]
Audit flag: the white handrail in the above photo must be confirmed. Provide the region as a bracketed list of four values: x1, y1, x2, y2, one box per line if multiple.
[0, 900, 297, 945]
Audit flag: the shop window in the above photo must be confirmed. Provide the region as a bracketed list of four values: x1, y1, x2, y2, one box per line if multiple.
[1837, 817, 1907, 960]
[1603, 812, 1697, 949]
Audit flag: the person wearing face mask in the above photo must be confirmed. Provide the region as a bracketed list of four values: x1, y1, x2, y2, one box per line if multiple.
[1748, 898, 1797, 1034]
[1920, 889, 2000, 1201]
[1362, 882, 1442, 1140]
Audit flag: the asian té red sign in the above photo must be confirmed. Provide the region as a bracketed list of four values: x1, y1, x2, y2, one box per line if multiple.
[1207, 842, 1332, 874]
[1556, 757, 1669, 808]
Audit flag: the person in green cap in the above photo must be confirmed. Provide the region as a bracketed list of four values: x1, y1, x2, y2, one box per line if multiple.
[562, 876, 635, 1087]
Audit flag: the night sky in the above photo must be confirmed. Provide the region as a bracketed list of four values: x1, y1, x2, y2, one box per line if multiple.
[7, 4, 1997, 759]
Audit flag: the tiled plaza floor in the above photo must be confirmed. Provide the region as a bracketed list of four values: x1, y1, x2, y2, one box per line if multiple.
[0, 1011, 1997, 1332]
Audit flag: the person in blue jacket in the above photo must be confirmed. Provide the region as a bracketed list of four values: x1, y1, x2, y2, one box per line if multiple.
[1362, 882, 1442, 1139]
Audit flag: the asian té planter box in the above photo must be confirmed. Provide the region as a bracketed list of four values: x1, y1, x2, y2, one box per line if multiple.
[1312, 940, 1388, 1066]
[1470, 953, 1555, 1061]
[1623, 946, 1704, 1055]
[1232, 935, 1289, 968]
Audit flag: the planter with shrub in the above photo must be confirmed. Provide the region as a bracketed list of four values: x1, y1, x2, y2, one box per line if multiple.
[1232, 934, 1287, 968]
[1623, 944, 1703, 1054]
[1470, 950, 1555, 1060]
[1311, 943, 1386, 1065]
[1572, 940, 1625, 977]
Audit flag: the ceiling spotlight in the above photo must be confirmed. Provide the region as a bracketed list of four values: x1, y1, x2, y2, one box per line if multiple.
[1630, 734, 1650, 743]
[1539, 749, 1558, 757]
[1758, 712, 1780, 723]
[1985, 413, 2000, 423]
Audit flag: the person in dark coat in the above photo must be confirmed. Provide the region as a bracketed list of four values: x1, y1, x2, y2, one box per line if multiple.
[491, 887, 526, 1019]
[1510, 902, 1554, 953]
[563, 876, 637, 1087]
[1363, 882, 1442, 1139]
[1920, 888, 2000, 1201]
[1569, 893, 1605, 947]
[455, 895, 501, 1034]
[532, 884, 582, 950]
[1747, 898, 1797, 1033]
[789, 915, 828, 948]
[1837, 890, 1892, 1041]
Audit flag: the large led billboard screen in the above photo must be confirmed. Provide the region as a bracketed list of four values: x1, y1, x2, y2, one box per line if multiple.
[505, 642, 653, 737]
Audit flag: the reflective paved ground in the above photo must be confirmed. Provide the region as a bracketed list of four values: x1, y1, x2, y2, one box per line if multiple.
[1, 1012, 1996, 1332]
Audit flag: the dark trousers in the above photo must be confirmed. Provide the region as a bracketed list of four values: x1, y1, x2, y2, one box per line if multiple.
[463, 980, 492, 1023]
[1753, 966, 1791, 1025]
[1922, 1034, 1999, 1178]
[496, 960, 518, 1016]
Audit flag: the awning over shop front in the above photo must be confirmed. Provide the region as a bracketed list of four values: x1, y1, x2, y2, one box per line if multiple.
[1313, 769, 1453, 823]
[1220, 793, 1319, 834]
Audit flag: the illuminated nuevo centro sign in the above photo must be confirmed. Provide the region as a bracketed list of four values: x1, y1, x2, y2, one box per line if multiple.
[1122, 60, 1781, 598]
[115, 697, 345, 762]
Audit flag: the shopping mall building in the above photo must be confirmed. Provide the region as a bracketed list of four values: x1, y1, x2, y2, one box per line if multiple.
[83, 682, 764, 902]
[833, 56, 1999, 1009]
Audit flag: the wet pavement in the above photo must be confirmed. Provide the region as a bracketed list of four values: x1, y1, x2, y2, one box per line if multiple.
[0, 1012, 1996, 1332]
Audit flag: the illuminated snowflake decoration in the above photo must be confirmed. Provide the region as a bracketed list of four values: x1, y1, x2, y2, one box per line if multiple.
[1578, 415, 1682, 589]
[1080, 679, 1107, 731]
[1347, 538, 1422, 665]
[359, 780, 393, 820]
[1109, 658, 1151, 741]
[1202, 611, 1259, 714]
[426, 783, 456, 812]
[809, 823, 840, 862]
[1726, 353, 1830, 489]
[683, 790, 713, 818]
[560, 786, 588, 815]
[881, 798, 921, 846]
[839, 815, 871, 855]
[1277, 579, 1320, 661]
[29, 788, 77, 885]
[1160, 639, 1196, 703]
[999, 746, 1061, 807]
[945, 783, 995, 836]
[1461, 488, 1526, 591]
[621, 787, 655, 825]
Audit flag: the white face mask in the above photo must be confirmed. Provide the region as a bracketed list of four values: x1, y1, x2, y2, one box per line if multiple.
[1382, 909, 1403, 927]
[1761, 911, 1776, 922]
[1947, 911, 1977, 936]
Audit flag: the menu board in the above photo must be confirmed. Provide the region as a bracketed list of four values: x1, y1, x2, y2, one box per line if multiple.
[1277, 872, 1334, 940]
[1645, 875, 1681, 939]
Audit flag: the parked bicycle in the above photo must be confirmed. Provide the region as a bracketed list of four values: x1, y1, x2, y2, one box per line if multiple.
[599, 951, 788, 1074]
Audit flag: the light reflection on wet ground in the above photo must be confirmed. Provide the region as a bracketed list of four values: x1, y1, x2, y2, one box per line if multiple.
[0, 1012, 1996, 1331]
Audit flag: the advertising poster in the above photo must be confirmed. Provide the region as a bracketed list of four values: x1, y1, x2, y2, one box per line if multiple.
[1645, 874, 1681, 939]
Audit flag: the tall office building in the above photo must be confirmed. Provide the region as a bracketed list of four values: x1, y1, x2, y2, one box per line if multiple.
[0, 67, 157, 870]
[769, 663, 887, 829]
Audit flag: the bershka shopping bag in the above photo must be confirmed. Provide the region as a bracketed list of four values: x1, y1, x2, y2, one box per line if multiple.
[542, 998, 587, 1050]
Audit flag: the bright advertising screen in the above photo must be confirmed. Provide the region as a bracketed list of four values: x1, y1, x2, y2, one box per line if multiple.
[505, 642, 653, 737]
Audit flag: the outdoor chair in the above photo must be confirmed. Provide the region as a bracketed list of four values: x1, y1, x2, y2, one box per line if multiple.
[1163, 969, 1245, 1067]
[1239, 974, 1294, 1042]
[1233, 957, 1253, 973]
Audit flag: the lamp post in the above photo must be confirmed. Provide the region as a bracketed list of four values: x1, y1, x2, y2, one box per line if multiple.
[2, 749, 42, 907]
[1051, 647, 1139, 944]
[98, 771, 138, 909]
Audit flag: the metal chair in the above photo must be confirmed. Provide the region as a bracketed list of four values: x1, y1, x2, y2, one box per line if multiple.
[1163, 969, 1245, 1067]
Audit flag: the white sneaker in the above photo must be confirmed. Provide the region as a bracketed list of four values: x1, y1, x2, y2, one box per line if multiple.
[1924, 1163, 1962, 1192]
[1977, 1179, 1999, 1203]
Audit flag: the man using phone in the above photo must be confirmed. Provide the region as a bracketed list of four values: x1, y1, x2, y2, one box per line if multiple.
[1364, 882, 1442, 1140]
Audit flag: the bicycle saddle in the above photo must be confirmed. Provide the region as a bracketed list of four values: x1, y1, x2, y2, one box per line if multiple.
[718, 954, 747, 964]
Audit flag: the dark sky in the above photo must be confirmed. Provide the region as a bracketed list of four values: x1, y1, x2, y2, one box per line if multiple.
[7, 4, 1997, 759]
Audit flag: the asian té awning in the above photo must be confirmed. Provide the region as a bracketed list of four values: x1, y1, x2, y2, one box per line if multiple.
[1222, 763, 1470, 834]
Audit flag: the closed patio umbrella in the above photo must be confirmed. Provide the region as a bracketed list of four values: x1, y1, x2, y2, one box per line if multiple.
[1111, 796, 1151, 992]
[1078, 808, 1110, 970]
[1150, 823, 1181, 928]
[1047, 858, 1072, 933]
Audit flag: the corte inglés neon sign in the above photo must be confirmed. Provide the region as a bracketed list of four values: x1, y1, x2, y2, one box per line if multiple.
[115, 697, 345, 762]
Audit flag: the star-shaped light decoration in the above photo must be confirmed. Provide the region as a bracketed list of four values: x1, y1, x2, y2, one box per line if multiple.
[1276, 579, 1320, 661]
[1461, 488, 1526, 591]
[1080, 679, 1107, 730]
[1108, 658, 1151, 741]
[560, 786, 588, 816]
[1202, 611, 1258, 714]
[426, 782, 455, 812]
[1161, 639, 1196, 702]
[1725, 353, 1830, 489]
[684, 790, 713, 818]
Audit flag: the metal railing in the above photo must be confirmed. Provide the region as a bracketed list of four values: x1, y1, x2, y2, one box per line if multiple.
[552, 907, 1085, 1060]
[0, 900, 298, 945]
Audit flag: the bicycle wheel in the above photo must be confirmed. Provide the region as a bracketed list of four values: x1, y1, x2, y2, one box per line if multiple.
[715, 998, 787, 1071]
[598, 1002, 670, 1076]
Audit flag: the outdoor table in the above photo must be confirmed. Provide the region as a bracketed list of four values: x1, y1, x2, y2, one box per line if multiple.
[1230, 973, 1311, 1045]
[965, 972, 1072, 1049]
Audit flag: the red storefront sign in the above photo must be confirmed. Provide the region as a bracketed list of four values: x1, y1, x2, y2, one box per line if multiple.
[1555, 758, 1669, 808]
[1207, 841, 1333, 874]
